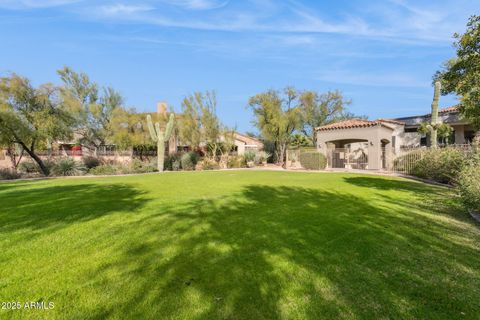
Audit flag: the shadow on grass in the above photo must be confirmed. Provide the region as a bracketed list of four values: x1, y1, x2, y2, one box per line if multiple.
[85, 183, 480, 319]
[343, 176, 444, 192]
[0, 183, 147, 234]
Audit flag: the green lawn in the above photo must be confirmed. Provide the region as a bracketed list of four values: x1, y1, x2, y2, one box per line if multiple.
[1, 171, 479, 319]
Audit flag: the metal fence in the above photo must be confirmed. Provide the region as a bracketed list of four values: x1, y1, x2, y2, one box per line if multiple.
[391, 144, 473, 174]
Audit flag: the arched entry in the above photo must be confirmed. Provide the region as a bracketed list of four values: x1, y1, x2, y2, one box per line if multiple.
[381, 139, 390, 169]
[326, 139, 369, 169]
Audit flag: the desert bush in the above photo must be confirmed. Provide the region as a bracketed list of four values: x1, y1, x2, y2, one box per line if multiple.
[457, 162, 480, 212]
[244, 150, 256, 163]
[299, 152, 327, 170]
[18, 160, 40, 173]
[51, 158, 86, 176]
[0, 168, 21, 180]
[17, 159, 55, 175]
[89, 164, 119, 175]
[83, 156, 101, 169]
[411, 147, 466, 184]
[201, 158, 220, 170]
[130, 159, 157, 173]
[254, 151, 270, 165]
[227, 155, 246, 168]
[165, 153, 182, 171]
[181, 152, 199, 171]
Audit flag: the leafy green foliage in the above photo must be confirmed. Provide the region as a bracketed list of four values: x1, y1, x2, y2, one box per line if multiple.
[165, 153, 182, 171]
[299, 90, 352, 145]
[435, 15, 480, 129]
[0, 73, 74, 175]
[82, 156, 102, 169]
[88, 164, 119, 175]
[200, 158, 220, 170]
[299, 152, 327, 170]
[457, 161, 480, 212]
[180, 152, 199, 171]
[249, 87, 302, 165]
[289, 134, 312, 148]
[227, 155, 246, 168]
[58, 67, 126, 150]
[411, 148, 466, 184]
[18, 160, 41, 174]
[244, 150, 256, 162]
[254, 151, 270, 165]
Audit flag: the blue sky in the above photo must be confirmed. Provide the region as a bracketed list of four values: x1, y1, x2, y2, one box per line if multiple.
[0, 0, 477, 133]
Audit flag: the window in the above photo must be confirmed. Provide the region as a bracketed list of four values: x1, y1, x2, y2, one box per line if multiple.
[420, 136, 428, 146]
[392, 136, 396, 149]
[404, 127, 418, 133]
[465, 131, 476, 143]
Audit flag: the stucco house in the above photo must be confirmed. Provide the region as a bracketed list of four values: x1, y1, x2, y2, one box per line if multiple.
[315, 106, 478, 170]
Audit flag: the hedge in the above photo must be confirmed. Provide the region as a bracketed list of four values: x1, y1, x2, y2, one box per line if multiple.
[299, 152, 327, 170]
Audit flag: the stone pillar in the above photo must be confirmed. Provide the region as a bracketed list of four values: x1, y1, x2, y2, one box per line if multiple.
[454, 125, 465, 144]
[367, 140, 381, 170]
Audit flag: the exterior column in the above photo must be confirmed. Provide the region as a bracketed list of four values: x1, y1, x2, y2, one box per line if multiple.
[367, 140, 381, 170]
[454, 125, 465, 144]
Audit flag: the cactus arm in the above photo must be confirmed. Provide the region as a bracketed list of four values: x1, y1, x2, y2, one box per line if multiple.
[164, 113, 175, 141]
[155, 122, 162, 138]
[146, 115, 158, 141]
[157, 134, 165, 172]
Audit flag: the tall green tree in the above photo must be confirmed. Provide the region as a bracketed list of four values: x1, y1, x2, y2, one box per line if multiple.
[434, 15, 480, 129]
[178, 94, 202, 150]
[58, 66, 124, 151]
[109, 107, 153, 151]
[299, 90, 352, 145]
[178, 91, 230, 159]
[249, 87, 302, 165]
[0, 74, 73, 175]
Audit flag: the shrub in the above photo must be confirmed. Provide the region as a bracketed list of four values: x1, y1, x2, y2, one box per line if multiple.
[181, 152, 199, 171]
[17, 159, 55, 175]
[51, 158, 86, 176]
[254, 151, 270, 165]
[89, 164, 119, 175]
[201, 158, 220, 170]
[411, 147, 465, 184]
[165, 153, 182, 171]
[0, 168, 21, 180]
[244, 151, 256, 163]
[130, 159, 157, 173]
[457, 162, 480, 212]
[83, 156, 101, 169]
[299, 152, 327, 170]
[227, 155, 246, 168]
[18, 160, 40, 174]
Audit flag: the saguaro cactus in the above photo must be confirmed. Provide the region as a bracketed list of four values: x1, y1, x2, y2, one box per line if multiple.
[147, 113, 175, 172]
[430, 81, 441, 148]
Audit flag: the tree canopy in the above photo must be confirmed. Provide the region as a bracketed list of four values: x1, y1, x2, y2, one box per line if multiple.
[0, 74, 73, 175]
[434, 15, 480, 129]
[249, 87, 302, 165]
[58, 66, 124, 150]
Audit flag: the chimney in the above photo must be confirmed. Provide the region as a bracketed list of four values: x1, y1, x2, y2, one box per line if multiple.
[157, 102, 168, 117]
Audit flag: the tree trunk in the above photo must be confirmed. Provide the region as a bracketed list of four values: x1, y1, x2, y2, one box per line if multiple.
[19, 142, 50, 176]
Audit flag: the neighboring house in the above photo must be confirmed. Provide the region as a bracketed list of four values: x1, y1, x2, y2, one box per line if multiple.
[0, 102, 263, 168]
[155, 102, 263, 156]
[315, 106, 478, 170]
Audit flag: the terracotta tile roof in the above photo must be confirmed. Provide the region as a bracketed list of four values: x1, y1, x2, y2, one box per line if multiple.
[439, 106, 459, 113]
[377, 119, 405, 125]
[315, 119, 394, 131]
